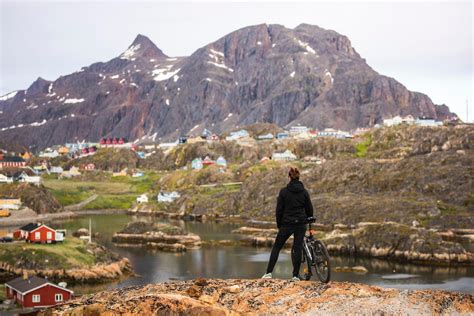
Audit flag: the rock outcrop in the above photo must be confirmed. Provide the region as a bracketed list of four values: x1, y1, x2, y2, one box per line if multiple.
[42, 279, 474, 315]
[112, 221, 202, 251]
[0, 24, 456, 150]
[232, 222, 474, 265]
[0, 258, 131, 284]
[0, 183, 63, 214]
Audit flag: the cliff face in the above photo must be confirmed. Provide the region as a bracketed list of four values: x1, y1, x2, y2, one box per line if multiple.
[0, 24, 456, 150]
[43, 279, 474, 315]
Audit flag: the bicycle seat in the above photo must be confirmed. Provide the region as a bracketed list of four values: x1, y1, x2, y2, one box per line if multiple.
[307, 217, 316, 223]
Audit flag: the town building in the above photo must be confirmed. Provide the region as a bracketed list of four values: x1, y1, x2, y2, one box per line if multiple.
[18, 172, 41, 186]
[39, 150, 59, 158]
[50, 166, 64, 174]
[0, 173, 13, 183]
[216, 156, 227, 168]
[202, 156, 215, 167]
[60, 166, 81, 178]
[272, 150, 297, 161]
[257, 133, 274, 140]
[13, 223, 64, 243]
[276, 132, 289, 139]
[5, 275, 73, 308]
[0, 199, 21, 210]
[289, 125, 309, 135]
[81, 163, 95, 171]
[112, 168, 128, 177]
[157, 191, 180, 203]
[416, 117, 443, 127]
[192, 158, 203, 170]
[136, 194, 148, 204]
[225, 129, 250, 141]
[0, 156, 26, 169]
[132, 171, 144, 178]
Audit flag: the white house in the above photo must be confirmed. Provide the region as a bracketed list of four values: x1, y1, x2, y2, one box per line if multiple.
[157, 191, 180, 203]
[0, 199, 21, 210]
[289, 125, 309, 135]
[272, 149, 297, 161]
[158, 141, 179, 149]
[136, 194, 148, 204]
[50, 166, 64, 174]
[257, 133, 274, 140]
[225, 129, 249, 141]
[0, 174, 13, 183]
[18, 172, 41, 186]
[416, 117, 443, 127]
[216, 156, 227, 168]
[39, 150, 60, 158]
[60, 166, 81, 178]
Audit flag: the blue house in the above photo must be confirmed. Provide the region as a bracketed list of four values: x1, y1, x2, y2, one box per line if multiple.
[192, 158, 203, 170]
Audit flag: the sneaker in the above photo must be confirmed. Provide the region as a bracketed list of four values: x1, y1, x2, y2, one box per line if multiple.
[291, 276, 301, 281]
[261, 273, 272, 279]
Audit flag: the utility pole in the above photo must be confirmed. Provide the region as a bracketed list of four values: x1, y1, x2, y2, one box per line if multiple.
[467, 99, 469, 123]
[88, 217, 92, 243]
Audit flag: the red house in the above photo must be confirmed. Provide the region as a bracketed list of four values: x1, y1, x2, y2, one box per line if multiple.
[0, 156, 26, 169]
[13, 223, 62, 244]
[6, 275, 73, 308]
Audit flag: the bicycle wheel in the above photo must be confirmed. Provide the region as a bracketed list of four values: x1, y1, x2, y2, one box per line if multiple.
[313, 240, 331, 283]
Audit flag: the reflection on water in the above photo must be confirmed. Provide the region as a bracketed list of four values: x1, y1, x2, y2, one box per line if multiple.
[54, 214, 474, 295]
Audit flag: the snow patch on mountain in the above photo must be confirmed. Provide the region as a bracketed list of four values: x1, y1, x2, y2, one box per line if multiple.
[297, 39, 316, 54]
[64, 98, 84, 104]
[121, 44, 141, 60]
[0, 91, 18, 101]
[152, 66, 181, 81]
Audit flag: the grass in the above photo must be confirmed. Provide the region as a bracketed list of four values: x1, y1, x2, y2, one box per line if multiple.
[0, 284, 5, 301]
[84, 194, 137, 210]
[0, 238, 97, 269]
[42, 172, 161, 209]
[355, 134, 372, 158]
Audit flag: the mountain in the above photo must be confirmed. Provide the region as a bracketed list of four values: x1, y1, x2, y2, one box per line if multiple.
[0, 24, 456, 150]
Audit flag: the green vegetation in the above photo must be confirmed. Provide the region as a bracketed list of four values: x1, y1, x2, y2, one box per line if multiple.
[355, 134, 372, 158]
[0, 238, 98, 269]
[43, 172, 160, 209]
[0, 284, 5, 301]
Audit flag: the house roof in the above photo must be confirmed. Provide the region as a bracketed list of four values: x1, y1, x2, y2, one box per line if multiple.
[0, 156, 25, 163]
[5, 276, 48, 293]
[19, 223, 40, 232]
[5, 275, 73, 295]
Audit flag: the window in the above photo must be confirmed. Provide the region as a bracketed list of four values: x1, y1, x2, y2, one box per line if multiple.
[35, 232, 40, 240]
[47, 231, 52, 240]
[32, 294, 40, 303]
[55, 293, 63, 302]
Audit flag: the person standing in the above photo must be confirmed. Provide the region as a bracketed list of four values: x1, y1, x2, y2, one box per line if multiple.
[262, 167, 314, 280]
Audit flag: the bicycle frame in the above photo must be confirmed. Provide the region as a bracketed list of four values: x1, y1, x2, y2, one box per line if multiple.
[302, 222, 315, 263]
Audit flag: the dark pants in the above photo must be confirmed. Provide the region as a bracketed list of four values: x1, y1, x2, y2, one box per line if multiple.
[266, 224, 306, 277]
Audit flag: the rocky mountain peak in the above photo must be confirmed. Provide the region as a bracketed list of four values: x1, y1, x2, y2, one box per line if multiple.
[120, 34, 168, 61]
[26, 77, 51, 95]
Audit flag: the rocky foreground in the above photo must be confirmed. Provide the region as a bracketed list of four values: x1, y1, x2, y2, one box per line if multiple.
[43, 279, 473, 315]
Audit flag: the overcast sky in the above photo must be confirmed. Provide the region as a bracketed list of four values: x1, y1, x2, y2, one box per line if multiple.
[0, 0, 472, 121]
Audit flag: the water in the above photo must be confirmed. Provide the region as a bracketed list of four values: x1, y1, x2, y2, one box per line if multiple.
[53, 214, 474, 295]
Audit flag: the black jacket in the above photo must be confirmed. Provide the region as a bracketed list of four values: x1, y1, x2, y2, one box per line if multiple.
[276, 180, 314, 228]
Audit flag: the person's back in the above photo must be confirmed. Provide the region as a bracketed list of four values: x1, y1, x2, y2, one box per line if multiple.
[262, 167, 314, 280]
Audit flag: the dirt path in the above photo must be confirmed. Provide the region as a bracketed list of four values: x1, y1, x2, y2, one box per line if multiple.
[64, 194, 98, 211]
[0, 208, 77, 227]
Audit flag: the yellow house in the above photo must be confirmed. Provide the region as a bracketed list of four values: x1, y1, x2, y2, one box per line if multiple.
[21, 152, 32, 160]
[58, 146, 70, 155]
[112, 168, 128, 177]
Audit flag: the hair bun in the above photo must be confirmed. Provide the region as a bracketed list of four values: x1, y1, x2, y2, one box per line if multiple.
[289, 167, 300, 180]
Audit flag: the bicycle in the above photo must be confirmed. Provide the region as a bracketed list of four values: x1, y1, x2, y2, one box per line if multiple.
[300, 217, 331, 283]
